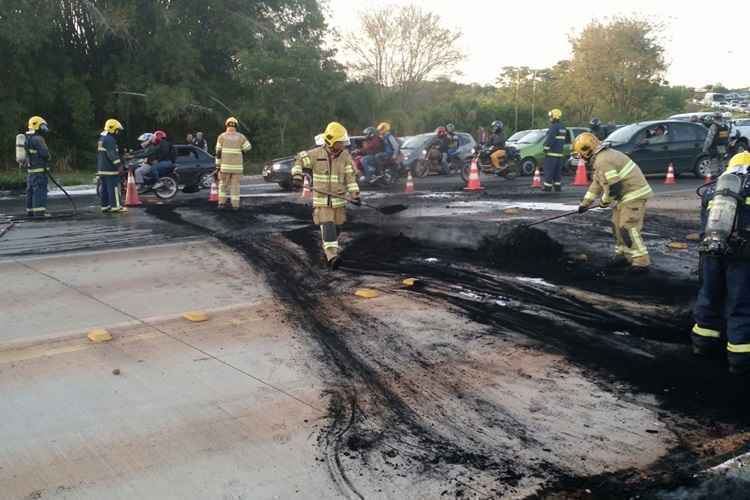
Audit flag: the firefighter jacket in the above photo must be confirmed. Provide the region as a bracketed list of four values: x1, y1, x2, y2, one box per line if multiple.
[488, 132, 506, 150]
[544, 123, 567, 157]
[25, 132, 50, 173]
[292, 146, 359, 208]
[581, 147, 653, 208]
[703, 123, 731, 154]
[97, 133, 122, 175]
[215, 131, 251, 174]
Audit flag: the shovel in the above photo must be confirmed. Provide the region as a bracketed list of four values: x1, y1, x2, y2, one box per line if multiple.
[524, 204, 602, 228]
[312, 189, 409, 216]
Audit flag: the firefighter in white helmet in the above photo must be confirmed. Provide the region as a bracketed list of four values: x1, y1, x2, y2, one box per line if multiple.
[215, 117, 252, 210]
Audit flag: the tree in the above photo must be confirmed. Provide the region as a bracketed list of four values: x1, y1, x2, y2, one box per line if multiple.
[344, 5, 464, 104]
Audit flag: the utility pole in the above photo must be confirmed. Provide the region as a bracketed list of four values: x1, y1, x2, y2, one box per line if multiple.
[530, 70, 537, 129]
[514, 69, 520, 131]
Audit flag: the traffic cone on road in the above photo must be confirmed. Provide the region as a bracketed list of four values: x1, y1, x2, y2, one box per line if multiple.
[531, 168, 542, 188]
[664, 162, 677, 185]
[208, 177, 219, 202]
[404, 170, 415, 194]
[301, 174, 312, 198]
[572, 158, 589, 186]
[124, 170, 141, 207]
[704, 171, 712, 184]
[463, 159, 485, 192]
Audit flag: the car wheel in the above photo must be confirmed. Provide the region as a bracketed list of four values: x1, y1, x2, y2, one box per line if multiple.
[693, 156, 714, 178]
[154, 177, 178, 200]
[520, 158, 537, 176]
[199, 172, 214, 190]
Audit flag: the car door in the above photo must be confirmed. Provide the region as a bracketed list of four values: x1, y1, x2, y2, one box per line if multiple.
[627, 124, 673, 174]
[175, 146, 201, 182]
[667, 123, 704, 174]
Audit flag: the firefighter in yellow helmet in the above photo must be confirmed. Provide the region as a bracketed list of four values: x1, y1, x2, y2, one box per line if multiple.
[97, 118, 127, 213]
[291, 122, 360, 270]
[574, 132, 653, 273]
[543, 109, 567, 192]
[215, 117, 252, 210]
[22, 116, 51, 217]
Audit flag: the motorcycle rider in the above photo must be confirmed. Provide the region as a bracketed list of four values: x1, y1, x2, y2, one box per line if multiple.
[131, 132, 157, 188]
[149, 130, 176, 189]
[359, 126, 383, 182]
[487, 120, 507, 173]
[692, 151, 750, 375]
[589, 118, 608, 141]
[703, 112, 731, 171]
[97, 118, 127, 213]
[373, 122, 401, 181]
[215, 117, 252, 210]
[23, 116, 51, 217]
[445, 123, 460, 161]
[542, 109, 567, 192]
[427, 126, 452, 174]
[574, 132, 653, 273]
[290, 122, 360, 270]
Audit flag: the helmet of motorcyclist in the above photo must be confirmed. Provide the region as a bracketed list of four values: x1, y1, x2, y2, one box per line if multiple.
[446, 123, 455, 133]
[491, 120, 504, 134]
[137, 132, 154, 143]
[702, 114, 715, 127]
[548, 109, 562, 122]
[321, 121, 350, 148]
[153, 130, 167, 144]
[435, 126, 447, 138]
[728, 151, 750, 171]
[104, 118, 124, 135]
[572, 132, 601, 160]
[589, 117, 601, 129]
[225, 117, 239, 128]
[28, 116, 48, 134]
[377, 122, 391, 134]
[363, 126, 377, 138]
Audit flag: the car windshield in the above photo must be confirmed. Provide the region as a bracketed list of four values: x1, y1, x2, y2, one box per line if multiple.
[508, 131, 531, 142]
[401, 134, 431, 150]
[517, 130, 546, 144]
[605, 124, 641, 144]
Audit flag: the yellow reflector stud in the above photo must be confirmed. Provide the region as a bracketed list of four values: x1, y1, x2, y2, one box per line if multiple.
[686, 233, 701, 242]
[668, 242, 689, 250]
[183, 311, 209, 322]
[87, 329, 112, 343]
[355, 289, 380, 299]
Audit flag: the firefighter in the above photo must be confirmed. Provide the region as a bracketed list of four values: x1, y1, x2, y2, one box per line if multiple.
[702, 112, 731, 171]
[291, 122, 360, 270]
[488, 120, 507, 172]
[215, 117, 252, 210]
[574, 132, 653, 273]
[692, 152, 750, 375]
[542, 109, 567, 192]
[97, 118, 127, 213]
[24, 116, 51, 217]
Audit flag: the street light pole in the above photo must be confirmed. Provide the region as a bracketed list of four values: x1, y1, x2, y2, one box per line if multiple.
[530, 70, 537, 128]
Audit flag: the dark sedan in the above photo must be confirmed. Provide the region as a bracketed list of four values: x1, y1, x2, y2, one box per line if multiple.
[604, 120, 712, 177]
[174, 145, 217, 190]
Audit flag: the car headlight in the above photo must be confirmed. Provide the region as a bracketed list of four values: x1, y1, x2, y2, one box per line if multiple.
[272, 163, 282, 171]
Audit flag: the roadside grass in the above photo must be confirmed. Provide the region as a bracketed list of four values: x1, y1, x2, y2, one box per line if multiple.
[0, 168, 96, 191]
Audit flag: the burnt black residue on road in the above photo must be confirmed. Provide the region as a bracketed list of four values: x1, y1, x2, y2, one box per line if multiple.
[147, 200, 750, 500]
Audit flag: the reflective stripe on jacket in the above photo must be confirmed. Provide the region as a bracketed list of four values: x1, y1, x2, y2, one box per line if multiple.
[581, 148, 653, 207]
[215, 131, 251, 174]
[96, 133, 121, 174]
[292, 146, 359, 208]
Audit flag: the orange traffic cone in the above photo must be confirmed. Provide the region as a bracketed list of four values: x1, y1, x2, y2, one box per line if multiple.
[572, 158, 589, 186]
[124, 170, 142, 207]
[208, 177, 219, 202]
[404, 170, 415, 194]
[664, 162, 676, 185]
[704, 171, 712, 184]
[464, 159, 485, 192]
[531, 168, 542, 188]
[301, 175, 312, 198]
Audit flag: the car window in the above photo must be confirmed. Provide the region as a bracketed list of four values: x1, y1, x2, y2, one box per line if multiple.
[175, 147, 198, 162]
[518, 130, 546, 144]
[458, 133, 472, 146]
[670, 123, 702, 142]
[402, 134, 430, 149]
[606, 124, 640, 144]
[636, 124, 669, 144]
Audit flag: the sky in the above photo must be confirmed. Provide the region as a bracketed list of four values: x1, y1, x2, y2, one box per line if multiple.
[325, 0, 748, 90]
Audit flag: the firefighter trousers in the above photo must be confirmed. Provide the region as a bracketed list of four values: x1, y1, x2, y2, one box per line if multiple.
[693, 254, 750, 372]
[612, 200, 649, 267]
[218, 172, 241, 209]
[100, 175, 123, 212]
[542, 155, 563, 188]
[26, 172, 48, 215]
[313, 207, 346, 262]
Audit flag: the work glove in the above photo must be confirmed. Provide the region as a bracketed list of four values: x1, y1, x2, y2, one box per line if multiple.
[349, 192, 362, 206]
[577, 205, 589, 214]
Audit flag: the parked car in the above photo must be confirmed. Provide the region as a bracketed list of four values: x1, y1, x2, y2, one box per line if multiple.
[400, 132, 476, 173]
[731, 118, 750, 152]
[262, 136, 366, 190]
[513, 127, 589, 176]
[604, 120, 712, 177]
[173, 145, 217, 191]
[505, 130, 532, 146]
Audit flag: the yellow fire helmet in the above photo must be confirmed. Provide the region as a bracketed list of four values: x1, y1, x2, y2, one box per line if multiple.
[225, 116, 239, 127]
[321, 121, 350, 147]
[377, 122, 391, 134]
[572, 132, 601, 160]
[27, 116, 47, 132]
[104, 118, 124, 134]
[548, 109, 562, 121]
[728, 151, 750, 171]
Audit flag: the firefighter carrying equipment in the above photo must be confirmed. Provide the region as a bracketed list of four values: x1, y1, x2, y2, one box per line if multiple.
[701, 173, 742, 255]
[215, 129, 251, 209]
[543, 120, 567, 190]
[104, 118, 124, 135]
[580, 147, 653, 268]
[28, 116, 48, 132]
[321, 122, 350, 148]
[97, 131, 125, 212]
[548, 109, 562, 121]
[16, 134, 27, 164]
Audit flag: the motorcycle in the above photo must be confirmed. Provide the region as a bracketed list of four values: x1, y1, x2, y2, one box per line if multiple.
[96, 158, 212, 202]
[413, 146, 463, 177]
[462, 145, 521, 182]
[354, 151, 407, 188]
